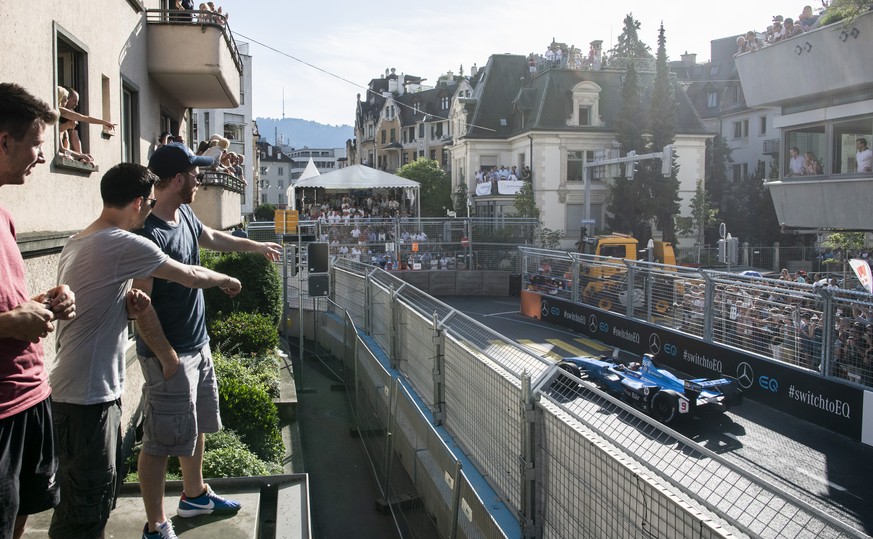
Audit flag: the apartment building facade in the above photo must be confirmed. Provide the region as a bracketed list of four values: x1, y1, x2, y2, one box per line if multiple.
[1, 0, 243, 428]
[192, 42, 256, 218]
[449, 52, 709, 249]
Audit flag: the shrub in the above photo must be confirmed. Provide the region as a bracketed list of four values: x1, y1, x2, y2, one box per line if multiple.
[202, 251, 282, 325]
[205, 429, 248, 452]
[209, 311, 279, 357]
[213, 352, 281, 398]
[202, 446, 274, 478]
[124, 444, 182, 483]
[217, 376, 284, 463]
[254, 203, 276, 221]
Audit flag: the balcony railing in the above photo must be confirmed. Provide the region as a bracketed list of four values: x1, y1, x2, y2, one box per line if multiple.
[763, 138, 781, 155]
[200, 171, 245, 194]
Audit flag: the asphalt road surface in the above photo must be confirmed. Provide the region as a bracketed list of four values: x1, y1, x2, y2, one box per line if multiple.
[440, 295, 873, 537]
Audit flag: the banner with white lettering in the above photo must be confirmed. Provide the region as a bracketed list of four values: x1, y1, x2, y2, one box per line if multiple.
[525, 290, 865, 442]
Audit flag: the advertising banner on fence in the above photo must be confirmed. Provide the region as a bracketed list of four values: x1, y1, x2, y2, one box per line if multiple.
[521, 290, 866, 442]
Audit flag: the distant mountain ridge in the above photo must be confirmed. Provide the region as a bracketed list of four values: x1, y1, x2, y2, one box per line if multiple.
[256, 117, 353, 149]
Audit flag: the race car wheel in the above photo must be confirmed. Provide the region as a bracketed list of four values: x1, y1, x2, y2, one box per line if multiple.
[553, 362, 582, 396]
[651, 392, 679, 424]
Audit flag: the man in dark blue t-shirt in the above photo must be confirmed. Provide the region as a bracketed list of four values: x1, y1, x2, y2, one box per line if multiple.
[134, 143, 281, 539]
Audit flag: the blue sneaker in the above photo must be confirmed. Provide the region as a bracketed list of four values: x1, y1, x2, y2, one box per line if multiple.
[142, 520, 178, 539]
[177, 483, 242, 517]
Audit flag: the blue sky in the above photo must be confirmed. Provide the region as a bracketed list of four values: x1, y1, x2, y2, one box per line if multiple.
[219, 0, 817, 125]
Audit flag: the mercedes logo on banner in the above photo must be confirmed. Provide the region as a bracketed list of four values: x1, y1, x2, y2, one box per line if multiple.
[541, 301, 549, 317]
[736, 362, 754, 389]
[649, 333, 661, 355]
[589, 314, 598, 333]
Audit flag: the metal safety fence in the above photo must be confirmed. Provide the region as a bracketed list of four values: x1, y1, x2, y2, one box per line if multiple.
[248, 217, 536, 274]
[520, 247, 873, 390]
[300, 257, 870, 538]
[538, 368, 860, 538]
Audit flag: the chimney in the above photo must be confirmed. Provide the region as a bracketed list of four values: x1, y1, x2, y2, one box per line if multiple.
[471, 63, 478, 77]
[681, 51, 697, 66]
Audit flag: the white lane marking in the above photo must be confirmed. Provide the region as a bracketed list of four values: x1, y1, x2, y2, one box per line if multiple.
[483, 310, 522, 317]
[794, 467, 860, 499]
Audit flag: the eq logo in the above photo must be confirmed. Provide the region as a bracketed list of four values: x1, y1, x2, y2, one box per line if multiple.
[589, 315, 598, 333]
[736, 362, 754, 390]
[758, 376, 779, 393]
[648, 333, 661, 355]
[541, 301, 549, 317]
[598, 322, 609, 333]
[663, 343, 678, 357]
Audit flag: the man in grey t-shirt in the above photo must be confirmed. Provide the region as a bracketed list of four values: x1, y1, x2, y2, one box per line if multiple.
[49, 163, 241, 539]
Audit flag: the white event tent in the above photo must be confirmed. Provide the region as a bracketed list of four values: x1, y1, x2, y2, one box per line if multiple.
[289, 164, 421, 216]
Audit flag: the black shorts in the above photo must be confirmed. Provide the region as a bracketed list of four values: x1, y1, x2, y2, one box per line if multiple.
[0, 397, 59, 536]
[49, 400, 123, 539]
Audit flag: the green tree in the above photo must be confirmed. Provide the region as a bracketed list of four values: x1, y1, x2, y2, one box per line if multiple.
[675, 179, 717, 244]
[513, 182, 540, 244]
[254, 203, 276, 221]
[395, 158, 452, 216]
[822, 231, 867, 284]
[722, 162, 780, 244]
[607, 47, 653, 241]
[648, 24, 681, 243]
[454, 181, 469, 216]
[513, 181, 540, 219]
[704, 135, 732, 244]
[608, 13, 652, 62]
[820, 0, 873, 25]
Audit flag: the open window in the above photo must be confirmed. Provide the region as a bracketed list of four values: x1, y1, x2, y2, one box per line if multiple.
[55, 26, 95, 171]
[121, 80, 140, 163]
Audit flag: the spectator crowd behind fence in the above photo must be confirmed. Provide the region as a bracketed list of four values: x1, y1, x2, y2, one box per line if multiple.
[520, 246, 873, 391]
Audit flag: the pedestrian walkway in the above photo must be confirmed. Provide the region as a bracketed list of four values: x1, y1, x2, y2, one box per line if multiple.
[290, 341, 399, 538]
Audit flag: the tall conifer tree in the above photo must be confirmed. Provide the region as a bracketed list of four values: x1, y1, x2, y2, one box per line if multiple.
[607, 14, 654, 240]
[648, 23, 681, 243]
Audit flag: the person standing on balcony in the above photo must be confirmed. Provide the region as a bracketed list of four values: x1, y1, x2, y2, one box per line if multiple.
[47, 163, 242, 539]
[787, 146, 805, 176]
[133, 143, 281, 539]
[0, 83, 76, 539]
[856, 138, 873, 173]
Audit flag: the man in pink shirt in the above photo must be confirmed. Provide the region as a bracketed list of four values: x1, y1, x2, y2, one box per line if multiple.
[0, 83, 77, 539]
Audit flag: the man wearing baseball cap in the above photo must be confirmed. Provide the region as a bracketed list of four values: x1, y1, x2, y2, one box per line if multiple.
[133, 143, 281, 539]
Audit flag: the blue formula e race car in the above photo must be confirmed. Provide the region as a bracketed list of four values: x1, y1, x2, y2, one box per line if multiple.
[555, 353, 742, 424]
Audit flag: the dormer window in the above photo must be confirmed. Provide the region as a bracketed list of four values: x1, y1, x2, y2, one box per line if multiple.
[570, 81, 602, 127]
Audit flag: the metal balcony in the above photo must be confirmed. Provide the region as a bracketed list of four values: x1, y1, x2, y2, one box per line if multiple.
[191, 171, 245, 229]
[763, 138, 781, 156]
[146, 9, 242, 108]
